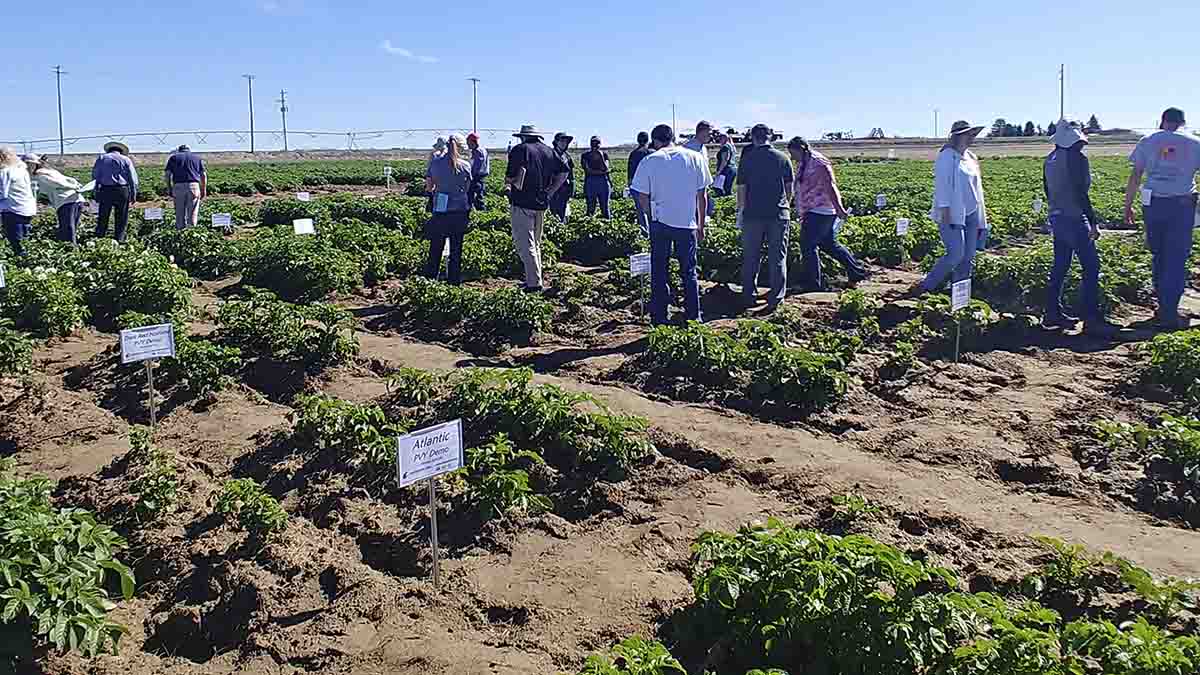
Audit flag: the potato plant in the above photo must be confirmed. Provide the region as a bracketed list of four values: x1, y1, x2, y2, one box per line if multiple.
[0, 320, 33, 377]
[217, 289, 358, 368]
[1140, 330, 1200, 404]
[240, 229, 364, 302]
[291, 394, 406, 486]
[144, 227, 242, 280]
[159, 337, 244, 398]
[465, 434, 552, 520]
[125, 427, 180, 522]
[214, 478, 287, 535]
[0, 265, 88, 337]
[391, 277, 554, 347]
[576, 636, 686, 675]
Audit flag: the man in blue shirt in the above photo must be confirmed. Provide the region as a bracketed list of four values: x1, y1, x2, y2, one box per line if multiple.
[466, 133, 489, 210]
[164, 145, 206, 229]
[92, 141, 139, 242]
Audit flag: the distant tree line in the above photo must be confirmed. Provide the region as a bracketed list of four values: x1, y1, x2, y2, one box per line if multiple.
[990, 115, 1102, 137]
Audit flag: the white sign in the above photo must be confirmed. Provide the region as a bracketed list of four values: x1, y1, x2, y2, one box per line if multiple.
[433, 193, 449, 213]
[875, 194, 887, 208]
[951, 278, 972, 311]
[0, 263, 5, 289]
[120, 324, 177, 364]
[1141, 188, 1153, 207]
[211, 213, 232, 227]
[144, 207, 164, 221]
[292, 218, 315, 235]
[397, 419, 464, 487]
[629, 252, 651, 276]
[887, 149, 896, 159]
[713, 174, 726, 191]
[895, 218, 910, 235]
[296, 192, 311, 202]
[1032, 198, 1043, 214]
[87, 201, 99, 215]
[383, 166, 394, 177]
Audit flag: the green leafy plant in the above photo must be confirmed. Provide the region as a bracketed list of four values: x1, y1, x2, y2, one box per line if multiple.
[159, 337, 243, 398]
[879, 341, 918, 381]
[0, 460, 135, 656]
[577, 636, 686, 675]
[72, 240, 193, 330]
[836, 289, 881, 324]
[0, 265, 88, 337]
[239, 228, 364, 301]
[144, 227, 242, 280]
[217, 288, 358, 367]
[1141, 330, 1200, 404]
[125, 428, 180, 522]
[830, 492, 882, 524]
[0, 319, 33, 377]
[291, 394, 406, 481]
[214, 478, 287, 534]
[465, 434, 552, 520]
[386, 367, 442, 406]
[391, 277, 554, 347]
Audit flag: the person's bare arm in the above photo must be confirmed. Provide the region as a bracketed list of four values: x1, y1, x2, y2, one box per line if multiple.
[425, 176, 435, 193]
[736, 184, 746, 211]
[547, 171, 568, 196]
[1124, 167, 1144, 226]
[636, 191, 651, 216]
[200, 170, 207, 198]
[696, 190, 707, 242]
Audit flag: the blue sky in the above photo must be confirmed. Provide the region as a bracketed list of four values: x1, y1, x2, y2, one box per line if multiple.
[1, 0, 1196, 152]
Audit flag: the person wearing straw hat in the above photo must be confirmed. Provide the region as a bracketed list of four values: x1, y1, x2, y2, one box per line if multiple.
[164, 144, 207, 229]
[505, 125, 569, 292]
[466, 133, 490, 211]
[904, 121, 989, 296]
[92, 141, 139, 242]
[548, 132, 575, 224]
[0, 147, 37, 257]
[581, 136, 612, 219]
[23, 153, 85, 245]
[1124, 107, 1200, 330]
[423, 135, 474, 285]
[1042, 120, 1117, 336]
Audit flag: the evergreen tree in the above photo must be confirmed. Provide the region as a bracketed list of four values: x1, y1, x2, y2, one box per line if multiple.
[1085, 115, 1102, 133]
[1047, 121, 1058, 135]
[1024, 121, 1036, 137]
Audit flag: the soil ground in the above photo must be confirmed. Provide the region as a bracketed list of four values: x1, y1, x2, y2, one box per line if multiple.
[8, 246, 1200, 674]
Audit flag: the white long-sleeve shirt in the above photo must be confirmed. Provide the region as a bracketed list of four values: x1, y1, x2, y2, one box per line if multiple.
[932, 147, 988, 228]
[0, 163, 37, 217]
[32, 168, 86, 210]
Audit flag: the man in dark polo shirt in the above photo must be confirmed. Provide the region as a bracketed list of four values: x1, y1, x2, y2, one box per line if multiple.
[164, 145, 206, 229]
[505, 125, 569, 292]
[737, 124, 794, 310]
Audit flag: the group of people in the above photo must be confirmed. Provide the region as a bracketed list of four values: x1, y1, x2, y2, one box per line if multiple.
[0, 141, 209, 256]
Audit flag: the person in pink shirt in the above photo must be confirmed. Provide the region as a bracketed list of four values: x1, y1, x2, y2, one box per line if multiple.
[787, 137, 868, 290]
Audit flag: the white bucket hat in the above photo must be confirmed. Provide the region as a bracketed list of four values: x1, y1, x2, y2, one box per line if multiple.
[1053, 119, 1088, 148]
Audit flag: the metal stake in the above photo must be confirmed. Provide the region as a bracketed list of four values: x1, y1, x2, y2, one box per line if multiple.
[954, 321, 962, 364]
[145, 360, 157, 428]
[428, 478, 440, 590]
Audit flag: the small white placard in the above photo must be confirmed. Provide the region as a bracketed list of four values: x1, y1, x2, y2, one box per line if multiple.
[144, 207, 164, 221]
[887, 149, 896, 159]
[1032, 198, 1043, 214]
[713, 175, 726, 191]
[397, 419, 464, 488]
[293, 218, 315, 235]
[1141, 188, 1153, 206]
[895, 218, 910, 235]
[951, 278, 972, 312]
[0, 263, 5, 289]
[383, 166, 394, 176]
[120, 323, 177, 364]
[875, 194, 887, 208]
[296, 192, 311, 202]
[211, 213, 232, 227]
[87, 201, 99, 215]
[434, 193, 449, 213]
[629, 252, 651, 276]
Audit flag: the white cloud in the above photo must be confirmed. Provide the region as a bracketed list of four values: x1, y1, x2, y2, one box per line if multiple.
[381, 40, 438, 64]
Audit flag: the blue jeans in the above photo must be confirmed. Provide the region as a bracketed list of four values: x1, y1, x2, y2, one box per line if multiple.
[2, 211, 32, 257]
[921, 210, 981, 291]
[718, 167, 736, 197]
[1145, 195, 1197, 320]
[1046, 214, 1101, 322]
[742, 217, 790, 305]
[549, 186, 571, 222]
[57, 202, 82, 245]
[631, 190, 649, 235]
[584, 175, 611, 218]
[468, 177, 486, 211]
[799, 211, 866, 289]
[650, 221, 700, 325]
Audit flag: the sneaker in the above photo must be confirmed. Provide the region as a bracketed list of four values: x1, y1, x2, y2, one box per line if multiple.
[1042, 314, 1080, 330]
[1083, 320, 1120, 337]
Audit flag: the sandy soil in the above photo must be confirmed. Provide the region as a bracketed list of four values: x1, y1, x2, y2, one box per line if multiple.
[5, 253, 1199, 674]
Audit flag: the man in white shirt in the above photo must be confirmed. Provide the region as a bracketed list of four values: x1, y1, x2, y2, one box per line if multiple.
[631, 124, 712, 325]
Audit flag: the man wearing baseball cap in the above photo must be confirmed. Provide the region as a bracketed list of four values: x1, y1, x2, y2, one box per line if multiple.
[1043, 120, 1116, 336]
[466, 133, 489, 211]
[581, 136, 612, 218]
[1124, 107, 1200, 330]
[505, 125, 570, 292]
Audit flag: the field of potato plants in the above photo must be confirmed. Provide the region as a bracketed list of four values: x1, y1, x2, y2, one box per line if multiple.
[2, 152, 1200, 675]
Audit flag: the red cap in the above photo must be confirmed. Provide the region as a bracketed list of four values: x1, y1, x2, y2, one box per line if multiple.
[466, 132, 480, 142]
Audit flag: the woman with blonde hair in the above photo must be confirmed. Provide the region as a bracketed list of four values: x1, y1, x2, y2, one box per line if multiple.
[0, 147, 37, 257]
[423, 134, 473, 284]
[905, 120, 990, 296]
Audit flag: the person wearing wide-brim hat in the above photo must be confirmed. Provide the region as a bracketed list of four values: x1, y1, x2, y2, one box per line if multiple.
[904, 120, 989, 297]
[23, 153, 86, 245]
[505, 125, 569, 292]
[92, 141, 139, 242]
[548, 132, 575, 224]
[1041, 120, 1117, 336]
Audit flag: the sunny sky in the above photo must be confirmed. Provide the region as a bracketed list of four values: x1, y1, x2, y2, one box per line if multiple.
[1, 0, 1196, 153]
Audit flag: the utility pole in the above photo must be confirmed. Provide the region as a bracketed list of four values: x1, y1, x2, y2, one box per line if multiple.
[1059, 64, 1065, 120]
[243, 74, 256, 153]
[672, 103, 677, 132]
[277, 89, 289, 151]
[53, 66, 67, 156]
[467, 78, 480, 133]
[933, 108, 939, 138]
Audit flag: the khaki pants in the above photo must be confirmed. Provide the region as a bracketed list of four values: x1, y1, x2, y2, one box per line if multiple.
[172, 182, 201, 229]
[510, 205, 546, 288]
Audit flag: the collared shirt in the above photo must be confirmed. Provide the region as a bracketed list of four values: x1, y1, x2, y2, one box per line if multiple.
[683, 138, 710, 164]
[630, 145, 711, 229]
[92, 151, 139, 198]
[31, 167, 86, 210]
[737, 144, 793, 221]
[505, 140, 569, 211]
[165, 150, 205, 184]
[470, 147, 490, 179]
[1130, 130, 1200, 197]
[794, 150, 837, 215]
[932, 146, 988, 228]
[0, 163, 37, 217]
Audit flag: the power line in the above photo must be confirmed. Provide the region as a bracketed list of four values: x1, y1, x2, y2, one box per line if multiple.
[277, 89, 289, 151]
[243, 74, 256, 153]
[53, 66, 68, 156]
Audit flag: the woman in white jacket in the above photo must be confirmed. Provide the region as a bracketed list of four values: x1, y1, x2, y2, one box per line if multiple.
[0, 147, 37, 258]
[23, 154, 86, 245]
[907, 120, 989, 295]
